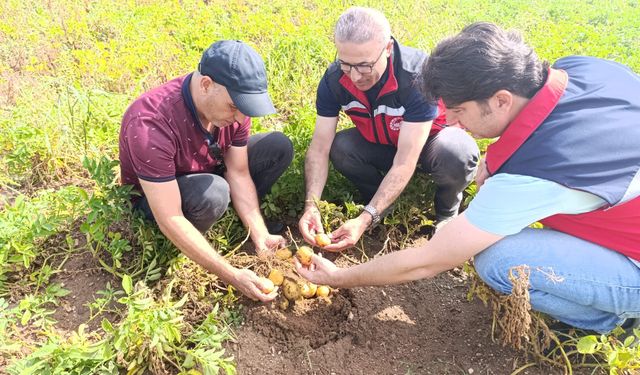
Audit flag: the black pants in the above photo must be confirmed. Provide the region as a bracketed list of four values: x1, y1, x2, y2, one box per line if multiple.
[135, 131, 293, 232]
[329, 127, 479, 219]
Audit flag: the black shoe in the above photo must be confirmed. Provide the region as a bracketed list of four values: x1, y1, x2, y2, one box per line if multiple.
[265, 220, 284, 234]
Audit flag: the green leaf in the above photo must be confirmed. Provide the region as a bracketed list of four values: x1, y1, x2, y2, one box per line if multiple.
[101, 318, 114, 333]
[624, 335, 636, 347]
[21, 310, 32, 325]
[182, 353, 195, 368]
[577, 335, 599, 354]
[122, 275, 133, 295]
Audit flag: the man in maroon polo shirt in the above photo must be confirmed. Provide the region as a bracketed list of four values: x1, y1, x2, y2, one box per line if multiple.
[119, 40, 293, 302]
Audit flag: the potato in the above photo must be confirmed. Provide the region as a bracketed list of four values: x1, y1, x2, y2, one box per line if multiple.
[316, 285, 331, 297]
[268, 269, 284, 286]
[296, 246, 314, 266]
[275, 247, 293, 260]
[315, 233, 331, 247]
[282, 279, 301, 300]
[300, 282, 317, 298]
[259, 278, 275, 294]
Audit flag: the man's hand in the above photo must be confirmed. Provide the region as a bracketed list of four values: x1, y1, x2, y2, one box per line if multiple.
[299, 206, 324, 245]
[322, 215, 369, 252]
[253, 234, 287, 257]
[294, 253, 341, 286]
[232, 268, 279, 302]
[475, 157, 489, 189]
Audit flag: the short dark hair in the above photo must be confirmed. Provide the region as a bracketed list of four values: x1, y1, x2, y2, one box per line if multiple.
[421, 22, 549, 107]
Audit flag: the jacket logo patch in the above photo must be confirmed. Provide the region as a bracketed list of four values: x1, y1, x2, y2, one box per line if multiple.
[389, 117, 403, 131]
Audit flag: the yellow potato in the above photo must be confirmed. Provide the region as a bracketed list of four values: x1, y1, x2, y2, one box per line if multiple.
[300, 282, 318, 298]
[282, 279, 301, 300]
[275, 247, 293, 260]
[316, 285, 331, 298]
[315, 233, 331, 247]
[260, 278, 275, 294]
[268, 269, 284, 286]
[296, 246, 314, 266]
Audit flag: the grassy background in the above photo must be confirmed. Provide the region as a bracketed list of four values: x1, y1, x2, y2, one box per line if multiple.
[1, 0, 639, 373]
[1, 0, 639, 196]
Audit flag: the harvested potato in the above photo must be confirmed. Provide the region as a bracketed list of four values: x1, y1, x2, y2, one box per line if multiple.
[275, 247, 293, 260]
[315, 233, 331, 247]
[296, 246, 314, 266]
[268, 269, 284, 286]
[259, 278, 275, 294]
[316, 285, 331, 297]
[300, 282, 317, 298]
[282, 279, 301, 300]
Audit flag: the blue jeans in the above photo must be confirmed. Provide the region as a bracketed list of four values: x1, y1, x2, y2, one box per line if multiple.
[329, 127, 479, 219]
[474, 227, 640, 333]
[135, 131, 293, 232]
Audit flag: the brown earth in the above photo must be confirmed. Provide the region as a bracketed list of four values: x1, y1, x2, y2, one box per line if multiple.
[229, 271, 544, 375]
[51, 249, 121, 333]
[224, 233, 588, 375]
[35, 228, 598, 375]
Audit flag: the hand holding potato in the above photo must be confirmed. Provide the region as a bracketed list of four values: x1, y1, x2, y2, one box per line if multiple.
[298, 205, 324, 245]
[322, 217, 368, 252]
[294, 253, 341, 287]
[254, 234, 287, 258]
[232, 268, 279, 302]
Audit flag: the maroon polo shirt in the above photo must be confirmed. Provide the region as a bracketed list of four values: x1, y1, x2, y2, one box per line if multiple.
[119, 73, 251, 197]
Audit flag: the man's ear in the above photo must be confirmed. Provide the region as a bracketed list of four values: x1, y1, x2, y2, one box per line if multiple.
[493, 90, 513, 112]
[199, 75, 217, 93]
[386, 39, 394, 56]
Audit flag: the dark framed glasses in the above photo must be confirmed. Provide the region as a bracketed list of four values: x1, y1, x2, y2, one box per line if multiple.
[337, 44, 388, 75]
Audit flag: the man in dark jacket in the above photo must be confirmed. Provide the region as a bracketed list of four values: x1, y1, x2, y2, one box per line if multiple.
[299, 7, 479, 250]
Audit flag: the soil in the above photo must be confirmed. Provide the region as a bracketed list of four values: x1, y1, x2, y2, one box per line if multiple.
[229, 272, 537, 375]
[31, 227, 593, 374]
[50, 249, 121, 333]
[224, 235, 575, 375]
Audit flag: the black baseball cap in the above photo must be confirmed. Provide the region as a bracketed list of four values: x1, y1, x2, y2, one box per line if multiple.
[198, 40, 276, 117]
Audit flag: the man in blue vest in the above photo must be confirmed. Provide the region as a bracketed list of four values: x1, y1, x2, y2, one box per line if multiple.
[299, 7, 479, 250]
[297, 22, 640, 334]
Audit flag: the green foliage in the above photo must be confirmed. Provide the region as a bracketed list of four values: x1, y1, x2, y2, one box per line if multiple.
[383, 174, 436, 248]
[2, 0, 640, 373]
[80, 156, 134, 275]
[577, 329, 640, 373]
[17, 283, 69, 328]
[0, 186, 86, 293]
[6, 324, 117, 375]
[108, 278, 234, 375]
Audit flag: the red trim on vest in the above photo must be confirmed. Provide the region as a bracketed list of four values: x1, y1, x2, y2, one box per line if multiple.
[377, 59, 398, 98]
[338, 54, 444, 145]
[541, 196, 640, 261]
[483, 68, 640, 258]
[339, 73, 371, 110]
[485, 68, 568, 174]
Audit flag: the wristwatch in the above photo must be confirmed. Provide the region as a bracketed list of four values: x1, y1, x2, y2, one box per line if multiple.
[362, 204, 381, 226]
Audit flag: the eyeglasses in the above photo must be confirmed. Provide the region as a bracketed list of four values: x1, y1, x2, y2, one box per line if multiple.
[338, 44, 388, 75]
[207, 141, 227, 174]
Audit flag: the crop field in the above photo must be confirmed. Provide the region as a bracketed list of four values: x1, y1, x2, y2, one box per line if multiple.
[1, 0, 639, 374]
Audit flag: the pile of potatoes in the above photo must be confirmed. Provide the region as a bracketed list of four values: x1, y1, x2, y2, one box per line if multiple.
[259, 245, 332, 310]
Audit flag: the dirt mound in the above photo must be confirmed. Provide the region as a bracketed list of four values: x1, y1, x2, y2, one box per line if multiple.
[245, 289, 355, 349]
